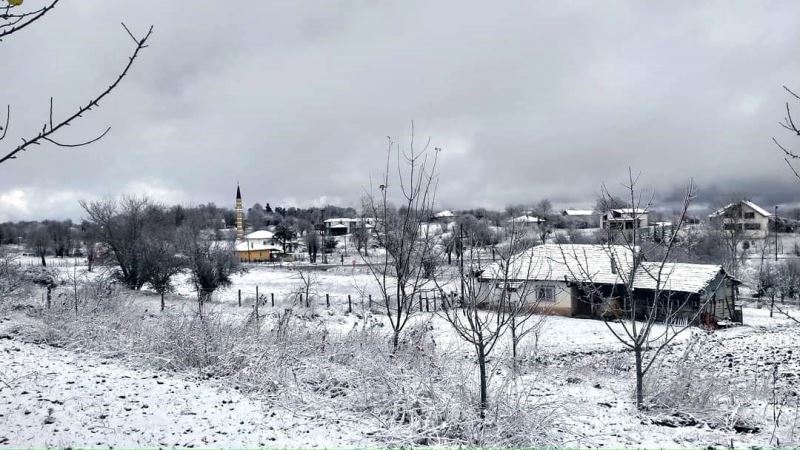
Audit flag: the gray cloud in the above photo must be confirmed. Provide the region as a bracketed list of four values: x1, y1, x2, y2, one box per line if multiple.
[1, 0, 799, 221]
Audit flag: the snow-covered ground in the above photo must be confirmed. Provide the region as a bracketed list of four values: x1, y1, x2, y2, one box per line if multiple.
[4, 258, 800, 447]
[0, 339, 367, 448]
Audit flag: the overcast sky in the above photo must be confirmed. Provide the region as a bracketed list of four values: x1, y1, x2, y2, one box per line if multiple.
[1, 1, 799, 221]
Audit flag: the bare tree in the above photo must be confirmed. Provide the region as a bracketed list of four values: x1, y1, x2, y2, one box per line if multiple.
[30, 226, 50, 266]
[178, 214, 241, 317]
[293, 267, 319, 307]
[559, 173, 717, 409]
[436, 220, 539, 418]
[774, 86, 800, 180]
[147, 239, 184, 312]
[0, 1, 153, 166]
[362, 125, 440, 350]
[352, 220, 370, 256]
[303, 228, 320, 263]
[80, 196, 164, 290]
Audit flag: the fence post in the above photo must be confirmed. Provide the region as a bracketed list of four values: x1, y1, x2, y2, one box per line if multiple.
[369, 294, 372, 309]
[348, 294, 352, 313]
[255, 285, 259, 321]
[419, 294, 423, 312]
[299, 293, 303, 307]
[271, 292, 275, 307]
[426, 294, 429, 312]
[433, 293, 437, 312]
[238, 289, 242, 307]
[326, 293, 330, 308]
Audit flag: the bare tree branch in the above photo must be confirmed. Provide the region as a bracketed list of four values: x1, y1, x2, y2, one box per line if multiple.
[0, 23, 153, 166]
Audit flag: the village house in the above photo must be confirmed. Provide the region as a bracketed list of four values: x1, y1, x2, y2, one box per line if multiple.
[559, 209, 598, 229]
[433, 210, 457, 222]
[506, 213, 545, 228]
[599, 208, 649, 231]
[235, 230, 283, 262]
[709, 200, 774, 240]
[478, 244, 741, 325]
[323, 217, 376, 236]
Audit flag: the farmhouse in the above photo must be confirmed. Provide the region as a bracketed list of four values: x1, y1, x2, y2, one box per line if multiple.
[479, 244, 740, 324]
[709, 200, 774, 240]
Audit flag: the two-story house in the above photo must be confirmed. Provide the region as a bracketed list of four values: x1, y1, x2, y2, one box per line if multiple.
[599, 208, 649, 231]
[709, 200, 773, 240]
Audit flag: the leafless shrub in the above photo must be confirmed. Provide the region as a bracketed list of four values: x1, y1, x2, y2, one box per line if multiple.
[644, 334, 756, 431]
[21, 283, 561, 447]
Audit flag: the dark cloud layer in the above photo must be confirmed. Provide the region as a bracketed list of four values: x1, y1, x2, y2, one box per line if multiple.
[1, 1, 799, 221]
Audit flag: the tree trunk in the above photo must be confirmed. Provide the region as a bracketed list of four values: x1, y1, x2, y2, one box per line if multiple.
[478, 344, 488, 419]
[770, 294, 775, 318]
[160, 292, 165, 312]
[392, 329, 400, 351]
[46, 286, 52, 309]
[510, 316, 518, 368]
[634, 345, 644, 409]
[40, 254, 46, 267]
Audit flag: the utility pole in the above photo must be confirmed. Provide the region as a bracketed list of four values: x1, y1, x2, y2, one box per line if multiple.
[459, 223, 465, 302]
[321, 207, 327, 264]
[775, 205, 779, 262]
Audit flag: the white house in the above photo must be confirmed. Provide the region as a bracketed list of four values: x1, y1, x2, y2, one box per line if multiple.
[600, 208, 649, 231]
[709, 200, 773, 240]
[323, 217, 376, 236]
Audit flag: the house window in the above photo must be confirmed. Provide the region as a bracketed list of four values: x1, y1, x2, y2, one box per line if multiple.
[744, 212, 755, 219]
[536, 285, 556, 302]
[744, 223, 761, 230]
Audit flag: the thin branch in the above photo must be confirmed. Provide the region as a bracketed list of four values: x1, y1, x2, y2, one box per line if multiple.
[0, 0, 58, 40]
[0, 24, 153, 166]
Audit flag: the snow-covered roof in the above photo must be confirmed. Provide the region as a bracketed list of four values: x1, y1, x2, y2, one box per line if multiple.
[610, 208, 648, 214]
[709, 200, 773, 219]
[633, 262, 727, 294]
[507, 215, 544, 223]
[245, 230, 274, 240]
[324, 217, 357, 223]
[435, 210, 455, 218]
[480, 244, 731, 294]
[480, 244, 636, 285]
[235, 241, 282, 252]
[562, 209, 595, 216]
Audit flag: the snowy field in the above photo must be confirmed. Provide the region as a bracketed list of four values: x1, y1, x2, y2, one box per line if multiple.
[3, 257, 800, 447]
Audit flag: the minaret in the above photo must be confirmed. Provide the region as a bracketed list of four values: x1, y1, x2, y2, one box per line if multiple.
[235, 184, 245, 239]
